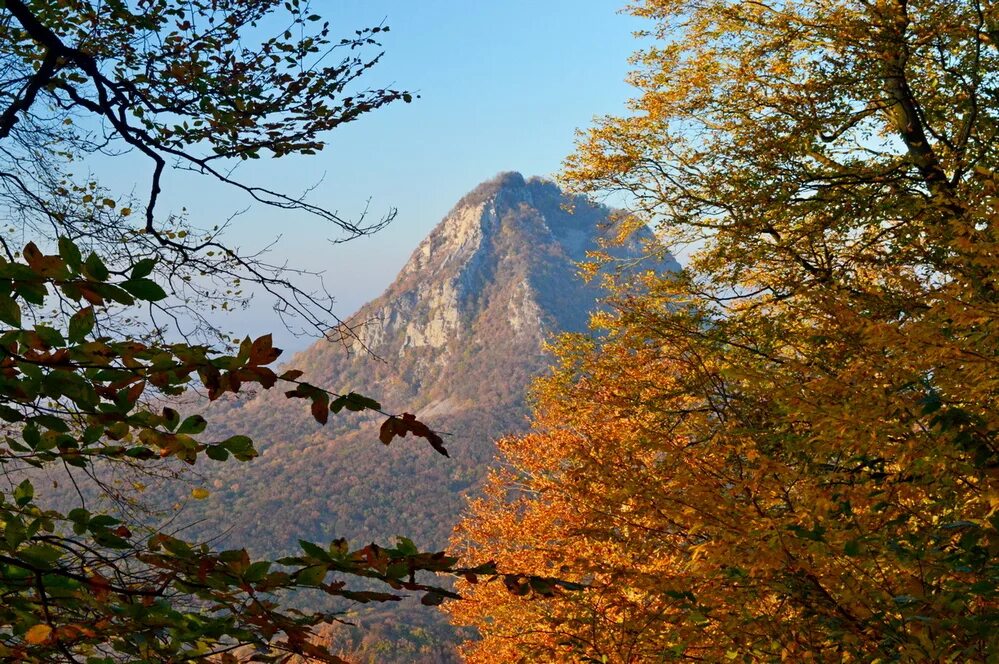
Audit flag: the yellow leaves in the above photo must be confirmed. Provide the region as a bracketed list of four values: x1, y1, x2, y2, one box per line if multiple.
[24, 624, 52, 645]
[24, 622, 99, 647]
[191, 487, 210, 500]
[456, 0, 999, 660]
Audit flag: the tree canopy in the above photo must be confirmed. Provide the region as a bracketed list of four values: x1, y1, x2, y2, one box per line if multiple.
[450, 0, 999, 661]
[0, 2, 570, 662]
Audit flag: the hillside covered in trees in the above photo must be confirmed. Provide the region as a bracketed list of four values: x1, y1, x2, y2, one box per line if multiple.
[155, 172, 676, 660]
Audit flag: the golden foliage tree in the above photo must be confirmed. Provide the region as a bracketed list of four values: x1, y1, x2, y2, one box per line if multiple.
[449, 0, 999, 660]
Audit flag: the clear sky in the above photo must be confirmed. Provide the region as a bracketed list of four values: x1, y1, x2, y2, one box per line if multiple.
[157, 1, 646, 351]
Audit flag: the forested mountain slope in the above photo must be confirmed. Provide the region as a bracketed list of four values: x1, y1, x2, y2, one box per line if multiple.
[177, 172, 675, 660]
[195, 173, 670, 551]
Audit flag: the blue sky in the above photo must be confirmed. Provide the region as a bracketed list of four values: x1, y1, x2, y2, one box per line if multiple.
[158, 1, 646, 351]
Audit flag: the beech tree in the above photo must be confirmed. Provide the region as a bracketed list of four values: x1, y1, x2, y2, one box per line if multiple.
[0, 2, 571, 662]
[451, 0, 998, 661]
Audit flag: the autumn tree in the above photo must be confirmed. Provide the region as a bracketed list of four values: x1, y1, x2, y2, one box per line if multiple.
[451, 0, 999, 661]
[0, 2, 567, 662]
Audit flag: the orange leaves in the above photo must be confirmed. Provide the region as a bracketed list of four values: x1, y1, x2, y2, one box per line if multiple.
[22, 242, 68, 279]
[23, 624, 51, 645]
[22, 620, 100, 650]
[466, 0, 999, 657]
[449, 327, 702, 661]
[87, 574, 112, 602]
[202, 334, 283, 401]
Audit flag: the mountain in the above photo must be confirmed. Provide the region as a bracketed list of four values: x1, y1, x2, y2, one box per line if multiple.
[186, 172, 677, 660]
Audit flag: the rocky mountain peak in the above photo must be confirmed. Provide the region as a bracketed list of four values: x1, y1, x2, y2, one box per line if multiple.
[399, 172, 608, 281]
[368, 173, 641, 359]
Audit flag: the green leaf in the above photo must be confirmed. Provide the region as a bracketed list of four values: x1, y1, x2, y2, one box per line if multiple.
[244, 561, 271, 583]
[299, 540, 332, 562]
[331, 392, 382, 414]
[205, 445, 229, 461]
[91, 282, 134, 305]
[221, 435, 257, 461]
[177, 414, 207, 435]
[297, 564, 327, 586]
[420, 591, 445, 606]
[67, 508, 90, 525]
[58, 236, 83, 270]
[161, 407, 181, 431]
[844, 539, 861, 556]
[92, 530, 131, 549]
[33, 325, 65, 348]
[346, 392, 381, 412]
[16, 280, 47, 305]
[22, 423, 41, 448]
[158, 536, 192, 557]
[129, 258, 157, 279]
[17, 544, 64, 568]
[88, 515, 120, 528]
[0, 405, 24, 422]
[0, 294, 21, 327]
[68, 306, 95, 343]
[120, 278, 167, 302]
[33, 415, 70, 433]
[83, 252, 110, 281]
[395, 536, 419, 556]
[14, 479, 34, 506]
[4, 519, 27, 548]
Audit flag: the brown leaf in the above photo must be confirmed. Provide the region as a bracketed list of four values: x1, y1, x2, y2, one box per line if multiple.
[401, 413, 449, 457]
[23, 242, 67, 278]
[379, 416, 403, 445]
[125, 380, 146, 404]
[311, 393, 330, 424]
[248, 334, 282, 365]
[77, 284, 105, 306]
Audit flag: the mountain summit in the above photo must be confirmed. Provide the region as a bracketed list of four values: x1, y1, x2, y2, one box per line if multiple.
[204, 172, 675, 552]
[302, 171, 654, 420]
